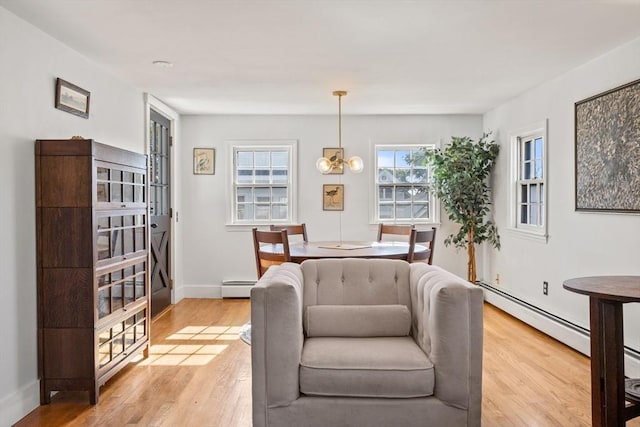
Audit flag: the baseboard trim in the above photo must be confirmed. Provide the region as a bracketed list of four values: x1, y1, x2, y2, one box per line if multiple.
[182, 284, 222, 299]
[0, 379, 40, 426]
[480, 282, 640, 378]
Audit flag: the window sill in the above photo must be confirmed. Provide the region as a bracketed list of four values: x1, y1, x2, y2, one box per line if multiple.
[506, 227, 548, 243]
[225, 223, 275, 232]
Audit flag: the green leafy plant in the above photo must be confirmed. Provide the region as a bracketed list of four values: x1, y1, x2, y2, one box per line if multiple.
[414, 132, 500, 283]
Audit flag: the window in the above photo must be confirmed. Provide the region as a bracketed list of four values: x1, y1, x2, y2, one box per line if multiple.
[230, 141, 297, 225]
[510, 121, 547, 239]
[374, 145, 436, 223]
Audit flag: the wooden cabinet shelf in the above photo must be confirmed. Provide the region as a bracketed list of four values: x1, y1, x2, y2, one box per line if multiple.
[35, 139, 150, 404]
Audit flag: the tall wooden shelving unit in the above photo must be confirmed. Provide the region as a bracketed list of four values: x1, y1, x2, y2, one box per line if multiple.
[35, 139, 150, 404]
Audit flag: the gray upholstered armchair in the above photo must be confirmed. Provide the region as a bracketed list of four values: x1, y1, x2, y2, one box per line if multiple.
[251, 258, 483, 427]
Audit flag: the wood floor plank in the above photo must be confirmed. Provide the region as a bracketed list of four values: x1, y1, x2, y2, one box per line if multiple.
[14, 299, 640, 426]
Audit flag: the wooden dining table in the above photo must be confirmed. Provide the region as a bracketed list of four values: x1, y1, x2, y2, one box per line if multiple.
[262, 240, 429, 263]
[563, 276, 640, 427]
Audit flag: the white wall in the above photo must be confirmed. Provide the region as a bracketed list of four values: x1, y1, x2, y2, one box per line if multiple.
[0, 7, 145, 424]
[179, 114, 483, 296]
[483, 35, 640, 353]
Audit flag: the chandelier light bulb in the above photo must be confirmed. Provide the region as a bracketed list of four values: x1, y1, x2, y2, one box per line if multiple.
[316, 157, 333, 173]
[347, 156, 364, 173]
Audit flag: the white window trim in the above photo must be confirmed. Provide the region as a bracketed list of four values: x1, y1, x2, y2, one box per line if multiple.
[225, 139, 298, 230]
[508, 120, 548, 242]
[369, 142, 440, 225]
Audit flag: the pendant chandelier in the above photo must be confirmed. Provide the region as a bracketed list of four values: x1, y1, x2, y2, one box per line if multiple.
[316, 90, 364, 174]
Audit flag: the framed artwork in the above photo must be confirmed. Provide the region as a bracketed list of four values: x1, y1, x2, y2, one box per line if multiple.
[193, 148, 215, 175]
[55, 78, 90, 118]
[574, 78, 640, 212]
[323, 147, 344, 174]
[323, 184, 344, 211]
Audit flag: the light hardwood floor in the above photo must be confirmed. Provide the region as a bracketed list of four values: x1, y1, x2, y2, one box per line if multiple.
[15, 299, 640, 426]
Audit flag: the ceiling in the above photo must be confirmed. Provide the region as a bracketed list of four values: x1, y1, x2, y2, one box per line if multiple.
[3, 0, 640, 115]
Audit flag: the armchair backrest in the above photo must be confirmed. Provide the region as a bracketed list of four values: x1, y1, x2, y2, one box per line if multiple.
[300, 258, 411, 334]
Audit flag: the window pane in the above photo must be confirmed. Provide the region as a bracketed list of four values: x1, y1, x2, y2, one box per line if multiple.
[530, 184, 538, 203]
[378, 150, 394, 167]
[379, 204, 393, 219]
[524, 162, 531, 179]
[410, 170, 428, 183]
[237, 151, 253, 168]
[237, 188, 252, 203]
[379, 186, 394, 202]
[395, 150, 410, 167]
[523, 140, 532, 161]
[254, 187, 270, 203]
[271, 151, 288, 167]
[237, 204, 253, 220]
[412, 188, 428, 201]
[396, 187, 412, 201]
[520, 204, 528, 224]
[272, 187, 287, 203]
[378, 168, 393, 183]
[535, 137, 543, 160]
[255, 169, 269, 183]
[529, 204, 538, 225]
[395, 168, 411, 183]
[520, 184, 528, 203]
[255, 151, 270, 167]
[255, 205, 270, 220]
[237, 169, 253, 183]
[540, 183, 544, 202]
[412, 203, 429, 219]
[395, 204, 412, 219]
[272, 169, 288, 183]
[535, 159, 543, 179]
[271, 205, 287, 220]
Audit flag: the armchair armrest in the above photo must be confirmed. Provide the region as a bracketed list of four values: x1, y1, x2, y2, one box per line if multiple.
[410, 263, 483, 424]
[251, 262, 304, 424]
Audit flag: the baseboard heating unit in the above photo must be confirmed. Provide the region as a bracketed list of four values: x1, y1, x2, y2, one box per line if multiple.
[221, 280, 255, 298]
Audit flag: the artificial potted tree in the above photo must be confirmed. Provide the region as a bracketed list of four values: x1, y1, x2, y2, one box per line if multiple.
[415, 132, 500, 283]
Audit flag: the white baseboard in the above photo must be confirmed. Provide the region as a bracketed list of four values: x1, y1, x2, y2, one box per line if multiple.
[172, 284, 185, 304]
[483, 287, 640, 378]
[182, 284, 222, 299]
[0, 379, 40, 426]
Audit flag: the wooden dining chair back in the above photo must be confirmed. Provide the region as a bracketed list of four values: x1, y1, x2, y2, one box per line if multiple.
[252, 228, 291, 278]
[407, 227, 437, 264]
[377, 223, 414, 242]
[270, 223, 308, 242]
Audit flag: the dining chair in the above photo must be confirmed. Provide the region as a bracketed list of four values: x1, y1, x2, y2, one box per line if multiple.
[270, 223, 308, 242]
[252, 228, 291, 279]
[377, 223, 414, 242]
[407, 227, 437, 264]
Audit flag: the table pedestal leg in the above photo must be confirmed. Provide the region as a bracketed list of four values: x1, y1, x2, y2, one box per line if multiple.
[589, 297, 625, 427]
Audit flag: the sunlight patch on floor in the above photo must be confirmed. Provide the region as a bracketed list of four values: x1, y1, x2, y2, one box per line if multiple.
[166, 325, 242, 341]
[136, 325, 242, 366]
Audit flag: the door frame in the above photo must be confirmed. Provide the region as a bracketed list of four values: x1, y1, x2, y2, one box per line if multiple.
[144, 93, 182, 304]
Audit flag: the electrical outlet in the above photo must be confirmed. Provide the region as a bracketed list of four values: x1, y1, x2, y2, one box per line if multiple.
[543, 281, 549, 295]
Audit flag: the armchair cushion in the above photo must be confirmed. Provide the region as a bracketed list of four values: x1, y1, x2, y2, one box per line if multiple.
[300, 336, 434, 398]
[305, 304, 411, 337]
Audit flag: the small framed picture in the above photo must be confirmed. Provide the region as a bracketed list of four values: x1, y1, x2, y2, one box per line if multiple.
[323, 147, 344, 174]
[323, 184, 344, 211]
[55, 78, 90, 119]
[193, 148, 215, 175]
